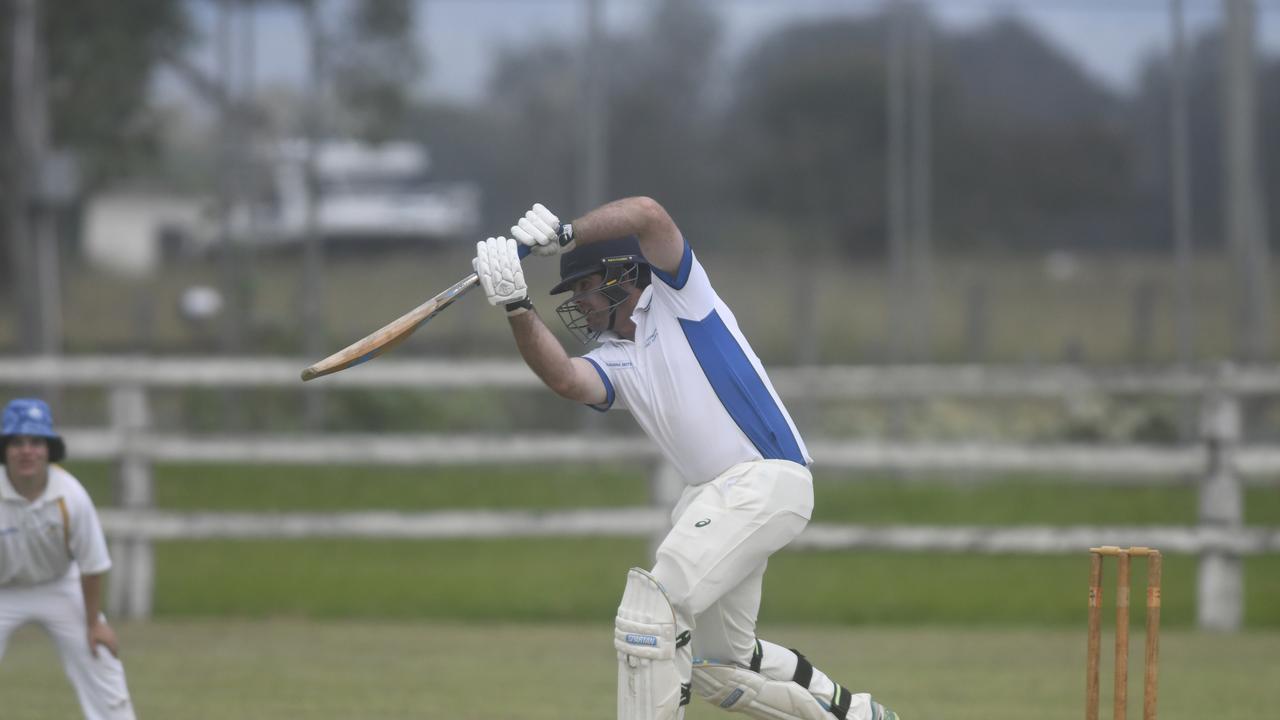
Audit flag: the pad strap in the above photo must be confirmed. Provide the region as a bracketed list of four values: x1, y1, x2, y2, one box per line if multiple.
[749, 639, 763, 673]
[791, 650, 814, 690]
[830, 684, 851, 720]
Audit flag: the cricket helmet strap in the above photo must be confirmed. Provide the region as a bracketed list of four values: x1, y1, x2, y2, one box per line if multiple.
[1, 397, 66, 463]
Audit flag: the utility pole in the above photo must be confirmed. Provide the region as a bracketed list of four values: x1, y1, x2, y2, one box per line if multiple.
[579, 0, 608, 212]
[7, 0, 44, 354]
[886, 2, 933, 364]
[213, 0, 248, 428]
[908, 5, 933, 363]
[302, 0, 328, 428]
[1221, 0, 1274, 361]
[236, 0, 258, 348]
[575, 0, 608, 434]
[1169, 0, 1196, 366]
[886, 0, 909, 364]
[216, 0, 246, 359]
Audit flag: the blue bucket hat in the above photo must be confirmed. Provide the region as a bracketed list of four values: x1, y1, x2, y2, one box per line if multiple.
[1, 398, 66, 463]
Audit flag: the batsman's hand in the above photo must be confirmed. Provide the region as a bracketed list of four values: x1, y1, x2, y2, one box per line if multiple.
[473, 237, 528, 306]
[511, 203, 575, 257]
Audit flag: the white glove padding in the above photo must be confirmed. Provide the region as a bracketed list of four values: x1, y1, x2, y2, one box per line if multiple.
[472, 237, 528, 306]
[511, 203, 575, 257]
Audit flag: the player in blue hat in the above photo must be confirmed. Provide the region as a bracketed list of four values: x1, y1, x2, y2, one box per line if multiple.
[1, 398, 137, 719]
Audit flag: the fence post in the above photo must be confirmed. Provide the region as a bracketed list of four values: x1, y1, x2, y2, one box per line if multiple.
[108, 384, 154, 620]
[1197, 368, 1244, 631]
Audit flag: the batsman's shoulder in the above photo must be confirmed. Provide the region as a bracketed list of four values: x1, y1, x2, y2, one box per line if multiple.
[628, 197, 685, 276]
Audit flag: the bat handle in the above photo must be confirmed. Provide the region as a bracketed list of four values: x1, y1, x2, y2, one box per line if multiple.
[517, 243, 532, 259]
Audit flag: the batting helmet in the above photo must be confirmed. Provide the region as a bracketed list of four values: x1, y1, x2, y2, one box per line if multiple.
[1, 398, 66, 463]
[550, 235, 650, 295]
[550, 236, 651, 343]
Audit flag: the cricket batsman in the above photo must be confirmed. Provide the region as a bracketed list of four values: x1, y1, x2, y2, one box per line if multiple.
[0, 398, 137, 719]
[471, 197, 899, 720]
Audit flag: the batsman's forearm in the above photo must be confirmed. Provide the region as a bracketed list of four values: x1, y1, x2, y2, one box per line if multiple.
[509, 311, 579, 398]
[567, 196, 684, 276]
[570, 196, 670, 246]
[81, 573, 105, 626]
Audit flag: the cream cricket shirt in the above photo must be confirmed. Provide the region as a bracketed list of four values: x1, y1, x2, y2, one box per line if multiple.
[0, 465, 112, 586]
[582, 241, 812, 485]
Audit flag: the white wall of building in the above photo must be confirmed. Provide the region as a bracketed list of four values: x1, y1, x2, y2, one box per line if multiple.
[83, 193, 204, 276]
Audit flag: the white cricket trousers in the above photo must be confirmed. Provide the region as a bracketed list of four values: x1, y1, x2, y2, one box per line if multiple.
[0, 573, 137, 720]
[650, 458, 813, 666]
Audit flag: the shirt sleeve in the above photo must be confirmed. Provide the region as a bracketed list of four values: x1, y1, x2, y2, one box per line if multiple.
[68, 484, 112, 575]
[581, 342, 633, 412]
[648, 239, 718, 321]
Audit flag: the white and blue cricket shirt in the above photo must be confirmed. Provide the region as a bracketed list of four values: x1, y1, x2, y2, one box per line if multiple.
[0, 465, 113, 586]
[582, 241, 812, 485]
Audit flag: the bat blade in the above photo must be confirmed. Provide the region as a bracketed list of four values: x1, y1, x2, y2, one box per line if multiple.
[300, 272, 480, 381]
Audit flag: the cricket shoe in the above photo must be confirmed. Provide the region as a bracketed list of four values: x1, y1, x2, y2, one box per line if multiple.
[871, 700, 899, 720]
[825, 690, 898, 720]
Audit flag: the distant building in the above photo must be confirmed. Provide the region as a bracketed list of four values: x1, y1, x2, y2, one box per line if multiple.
[81, 140, 481, 275]
[82, 193, 204, 277]
[236, 139, 481, 247]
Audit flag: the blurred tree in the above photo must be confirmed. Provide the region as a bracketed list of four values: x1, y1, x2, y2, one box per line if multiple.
[1131, 31, 1280, 254]
[723, 17, 889, 255]
[604, 0, 721, 234]
[483, 42, 581, 221]
[1260, 55, 1280, 253]
[0, 0, 189, 295]
[723, 12, 1139, 255]
[470, 0, 722, 228]
[935, 17, 1138, 251]
[329, 0, 422, 142]
[0, 0, 190, 188]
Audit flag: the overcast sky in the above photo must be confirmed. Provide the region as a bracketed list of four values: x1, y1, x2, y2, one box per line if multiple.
[165, 0, 1280, 106]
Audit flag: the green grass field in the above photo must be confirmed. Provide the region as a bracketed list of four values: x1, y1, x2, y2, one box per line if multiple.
[7, 412, 1280, 717]
[3, 621, 1278, 719]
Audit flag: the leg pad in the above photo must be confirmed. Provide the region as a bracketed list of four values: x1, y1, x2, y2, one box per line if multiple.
[692, 661, 885, 720]
[616, 568, 691, 720]
[692, 661, 831, 720]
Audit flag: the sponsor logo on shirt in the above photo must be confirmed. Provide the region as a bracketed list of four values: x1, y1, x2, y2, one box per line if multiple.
[0, 521, 59, 537]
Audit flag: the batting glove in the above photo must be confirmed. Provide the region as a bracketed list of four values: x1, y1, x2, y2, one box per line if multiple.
[473, 237, 529, 310]
[511, 203, 576, 257]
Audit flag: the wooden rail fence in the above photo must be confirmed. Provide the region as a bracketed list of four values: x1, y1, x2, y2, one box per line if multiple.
[1, 357, 1277, 630]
